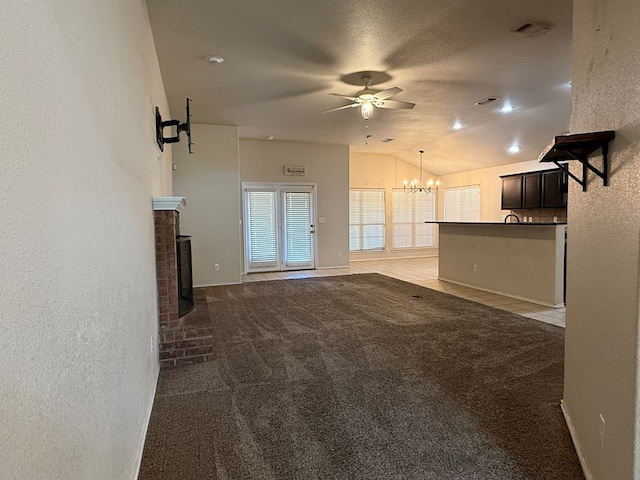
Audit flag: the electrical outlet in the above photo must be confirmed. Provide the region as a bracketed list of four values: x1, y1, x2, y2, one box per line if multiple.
[599, 414, 606, 448]
[473, 264, 478, 272]
[214, 263, 220, 271]
[337, 251, 342, 257]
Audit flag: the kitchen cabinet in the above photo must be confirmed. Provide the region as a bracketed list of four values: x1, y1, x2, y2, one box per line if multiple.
[523, 173, 542, 208]
[501, 175, 523, 209]
[501, 169, 566, 210]
[541, 170, 567, 208]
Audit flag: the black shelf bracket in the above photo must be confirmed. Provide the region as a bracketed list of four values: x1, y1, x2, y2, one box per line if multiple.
[538, 130, 615, 192]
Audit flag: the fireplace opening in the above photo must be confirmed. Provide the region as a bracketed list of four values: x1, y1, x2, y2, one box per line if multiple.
[176, 235, 195, 317]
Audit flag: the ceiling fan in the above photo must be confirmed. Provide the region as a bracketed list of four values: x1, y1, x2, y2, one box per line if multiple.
[324, 75, 416, 119]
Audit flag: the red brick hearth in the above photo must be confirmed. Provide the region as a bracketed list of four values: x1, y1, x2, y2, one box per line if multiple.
[153, 198, 213, 367]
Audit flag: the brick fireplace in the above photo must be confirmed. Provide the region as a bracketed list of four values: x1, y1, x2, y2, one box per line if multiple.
[153, 197, 213, 367]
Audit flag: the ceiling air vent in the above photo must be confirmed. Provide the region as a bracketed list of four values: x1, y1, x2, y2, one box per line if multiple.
[475, 96, 500, 106]
[511, 22, 551, 37]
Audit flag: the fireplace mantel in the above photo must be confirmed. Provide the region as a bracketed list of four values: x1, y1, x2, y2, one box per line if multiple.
[152, 196, 186, 212]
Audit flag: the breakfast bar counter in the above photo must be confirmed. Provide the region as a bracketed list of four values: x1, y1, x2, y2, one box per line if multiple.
[428, 222, 567, 307]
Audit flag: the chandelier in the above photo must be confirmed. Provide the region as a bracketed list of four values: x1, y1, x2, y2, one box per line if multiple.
[403, 150, 439, 194]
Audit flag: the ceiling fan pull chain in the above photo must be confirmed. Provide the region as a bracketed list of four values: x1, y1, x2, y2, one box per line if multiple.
[364, 119, 371, 145]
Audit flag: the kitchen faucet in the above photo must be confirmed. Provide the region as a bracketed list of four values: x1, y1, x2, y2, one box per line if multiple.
[504, 213, 520, 223]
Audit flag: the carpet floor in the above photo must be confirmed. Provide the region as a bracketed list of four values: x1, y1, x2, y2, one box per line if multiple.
[139, 273, 584, 480]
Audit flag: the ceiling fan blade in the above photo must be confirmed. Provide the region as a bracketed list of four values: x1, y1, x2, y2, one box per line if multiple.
[376, 99, 416, 110]
[322, 103, 359, 113]
[374, 86, 403, 100]
[329, 93, 358, 101]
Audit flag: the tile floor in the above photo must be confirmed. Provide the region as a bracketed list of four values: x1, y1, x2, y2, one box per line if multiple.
[241, 256, 566, 327]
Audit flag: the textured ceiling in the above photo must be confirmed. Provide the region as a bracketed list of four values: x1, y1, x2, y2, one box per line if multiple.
[146, 0, 572, 175]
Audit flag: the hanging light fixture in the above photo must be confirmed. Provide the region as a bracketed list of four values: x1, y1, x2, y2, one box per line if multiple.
[403, 150, 439, 194]
[361, 100, 373, 120]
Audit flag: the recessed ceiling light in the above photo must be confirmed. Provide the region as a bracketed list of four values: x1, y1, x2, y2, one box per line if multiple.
[207, 56, 224, 64]
[452, 121, 463, 130]
[508, 144, 520, 154]
[499, 103, 515, 113]
[381, 138, 394, 143]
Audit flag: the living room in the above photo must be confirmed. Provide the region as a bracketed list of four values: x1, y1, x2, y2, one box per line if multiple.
[2, 1, 639, 479]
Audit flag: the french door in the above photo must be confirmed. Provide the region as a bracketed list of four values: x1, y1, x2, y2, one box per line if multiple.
[243, 183, 316, 273]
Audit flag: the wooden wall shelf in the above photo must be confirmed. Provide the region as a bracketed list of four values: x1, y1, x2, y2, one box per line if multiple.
[538, 130, 615, 192]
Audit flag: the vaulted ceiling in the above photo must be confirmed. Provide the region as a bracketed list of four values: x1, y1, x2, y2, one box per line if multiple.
[146, 0, 572, 175]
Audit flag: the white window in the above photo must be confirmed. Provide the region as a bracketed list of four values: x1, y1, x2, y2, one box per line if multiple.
[392, 189, 436, 248]
[443, 185, 481, 222]
[349, 189, 385, 251]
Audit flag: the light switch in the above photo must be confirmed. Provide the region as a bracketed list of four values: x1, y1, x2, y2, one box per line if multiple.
[319, 217, 326, 223]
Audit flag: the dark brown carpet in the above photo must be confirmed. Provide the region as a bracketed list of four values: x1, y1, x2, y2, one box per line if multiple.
[139, 273, 584, 480]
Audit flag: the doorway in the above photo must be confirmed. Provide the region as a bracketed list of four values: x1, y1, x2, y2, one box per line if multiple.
[243, 183, 316, 273]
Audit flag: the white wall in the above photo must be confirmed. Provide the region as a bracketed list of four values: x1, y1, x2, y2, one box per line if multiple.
[563, 1, 640, 479]
[350, 152, 438, 259]
[173, 124, 242, 286]
[0, 1, 170, 478]
[438, 224, 566, 307]
[240, 139, 350, 269]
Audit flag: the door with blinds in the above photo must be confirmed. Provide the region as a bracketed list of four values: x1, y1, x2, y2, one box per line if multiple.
[243, 183, 316, 273]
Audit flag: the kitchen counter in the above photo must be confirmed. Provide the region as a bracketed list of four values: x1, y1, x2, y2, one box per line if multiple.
[434, 222, 566, 307]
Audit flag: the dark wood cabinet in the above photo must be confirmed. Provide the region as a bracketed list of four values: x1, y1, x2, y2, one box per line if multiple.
[541, 170, 567, 208]
[501, 169, 566, 210]
[522, 173, 542, 208]
[501, 175, 523, 209]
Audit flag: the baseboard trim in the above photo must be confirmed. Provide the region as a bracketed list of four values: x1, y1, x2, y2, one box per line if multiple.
[437, 277, 564, 309]
[194, 280, 242, 287]
[350, 253, 438, 262]
[132, 366, 160, 479]
[561, 399, 593, 480]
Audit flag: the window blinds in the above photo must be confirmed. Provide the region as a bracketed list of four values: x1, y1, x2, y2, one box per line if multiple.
[349, 189, 385, 251]
[443, 186, 481, 222]
[284, 191, 312, 266]
[246, 190, 279, 268]
[392, 189, 436, 248]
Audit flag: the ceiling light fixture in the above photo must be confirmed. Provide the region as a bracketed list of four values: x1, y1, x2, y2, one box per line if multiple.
[452, 120, 463, 130]
[403, 150, 439, 194]
[499, 103, 515, 113]
[508, 144, 521, 154]
[361, 101, 373, 120]
[206, 56, 224, 64]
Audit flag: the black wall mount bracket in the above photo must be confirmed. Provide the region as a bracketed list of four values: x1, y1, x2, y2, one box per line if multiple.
[156, 98, 193, 154]
[538, 130, 615, 192]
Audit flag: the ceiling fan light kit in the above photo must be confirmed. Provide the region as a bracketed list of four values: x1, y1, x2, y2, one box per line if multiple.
[324, 75, 416, 121]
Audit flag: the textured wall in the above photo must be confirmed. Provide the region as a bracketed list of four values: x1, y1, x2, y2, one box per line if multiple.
[564, 0, 640, 479]
[0, 0, 171, 478]
[173, 124, 242, 286]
